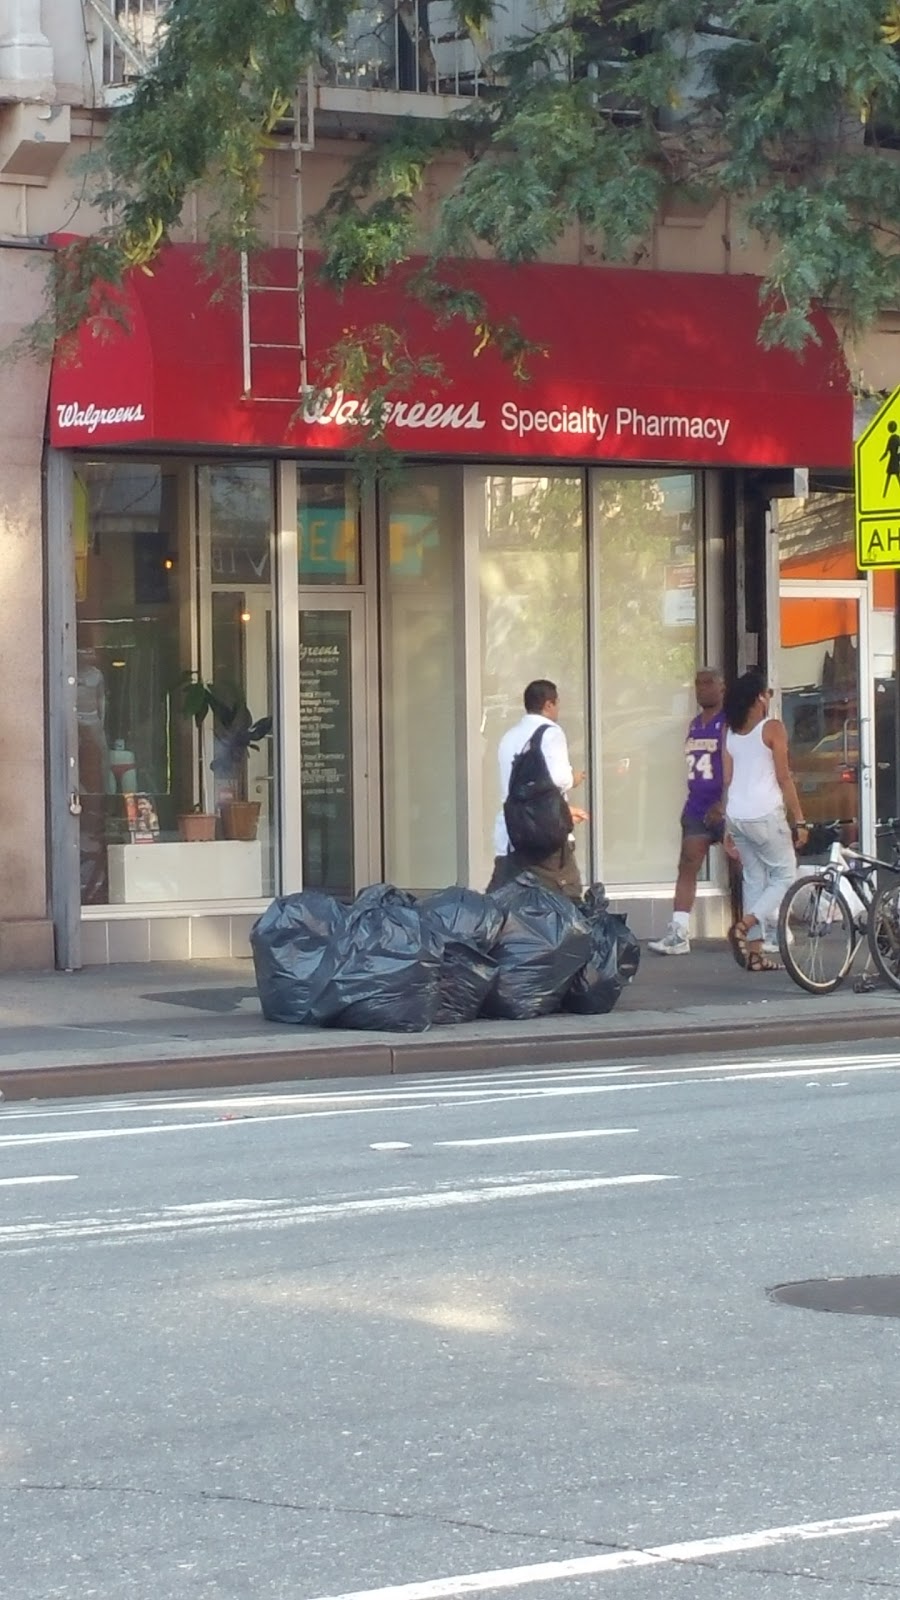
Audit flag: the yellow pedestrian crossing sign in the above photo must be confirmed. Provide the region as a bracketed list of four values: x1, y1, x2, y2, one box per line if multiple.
[856, 386, 900, 568]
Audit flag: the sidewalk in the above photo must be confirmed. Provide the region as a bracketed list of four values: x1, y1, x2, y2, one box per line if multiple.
[2, 942, 900, 1101]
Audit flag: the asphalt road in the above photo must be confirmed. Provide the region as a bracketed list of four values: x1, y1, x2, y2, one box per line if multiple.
[3, 1046, 900, 1599]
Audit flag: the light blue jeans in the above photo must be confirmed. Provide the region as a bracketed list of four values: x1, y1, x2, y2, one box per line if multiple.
[726, 808, 796, 942]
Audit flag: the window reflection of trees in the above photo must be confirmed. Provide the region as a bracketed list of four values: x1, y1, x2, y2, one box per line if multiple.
[595, 474, 699, 883]
[777, 492, 854, 576]
[595, 475, 696, 694]
[481, 475, 585, 728]
[479, 473, 588, 875]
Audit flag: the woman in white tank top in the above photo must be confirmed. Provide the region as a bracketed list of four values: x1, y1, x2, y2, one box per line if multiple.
[723, 670, 809, 972]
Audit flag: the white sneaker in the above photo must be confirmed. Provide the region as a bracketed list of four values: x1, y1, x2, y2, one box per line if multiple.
[648, 925, 691, 956]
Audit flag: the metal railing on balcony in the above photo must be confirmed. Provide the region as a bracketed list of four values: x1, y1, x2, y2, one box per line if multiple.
[92, 0, 727, 127]
[87, 0, 558, 100]
[86, 0, 734, 122]
[320, 0, 542, 98]
[89, 0, 167, 89]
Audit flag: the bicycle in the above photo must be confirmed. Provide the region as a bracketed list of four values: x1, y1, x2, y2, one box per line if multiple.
[865, 858, 900, 995]
[777, 822, 900, 995]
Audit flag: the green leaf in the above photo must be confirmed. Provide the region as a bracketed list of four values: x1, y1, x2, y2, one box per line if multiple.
[27, 0, 900, 378]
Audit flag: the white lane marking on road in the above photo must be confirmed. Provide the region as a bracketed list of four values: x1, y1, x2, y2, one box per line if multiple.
[6, 1050, 900, 1123]
[0, 1174, 675, 1252]
[0, 1080, 634, 1119]
[0, 1175, 78, 1186]
[437, 1129, 638, 1148]
[370, 1142, 412, 1151]
[307, 1506, 900, 1600]
[394, 1051, 900, 1089]
[1, 1059, 897, 1149]
[7, 1056, 896, 1158]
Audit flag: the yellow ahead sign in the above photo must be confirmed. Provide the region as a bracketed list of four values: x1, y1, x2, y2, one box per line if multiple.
[856, 387, 900, 568]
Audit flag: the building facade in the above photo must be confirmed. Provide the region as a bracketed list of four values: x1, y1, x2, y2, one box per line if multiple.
[0, 1, 896, 968]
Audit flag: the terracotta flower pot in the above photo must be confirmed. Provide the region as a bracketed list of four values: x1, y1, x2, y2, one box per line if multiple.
[177, 812, 217, 842]
[220, 800, 261, 841]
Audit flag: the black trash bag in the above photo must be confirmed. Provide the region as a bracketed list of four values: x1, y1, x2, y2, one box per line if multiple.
[564, 910, 622, 1015]
[612, 912, 641, 984]
[581, 882, 610, 916]
[250, 892, 347, 1024]
[311, 901, 443, 1033]
[420, 887, 505, 1024]
[352, 883, 417, 913]
[482, 876, 592, 1021]
[581, 888, 640, 979]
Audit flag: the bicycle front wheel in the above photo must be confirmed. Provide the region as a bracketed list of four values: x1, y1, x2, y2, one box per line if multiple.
[867, 879, 900, 993]
[778, 874, 855, 994]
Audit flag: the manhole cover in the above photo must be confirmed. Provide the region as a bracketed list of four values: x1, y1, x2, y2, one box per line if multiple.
[769, 1276, 900, 1318]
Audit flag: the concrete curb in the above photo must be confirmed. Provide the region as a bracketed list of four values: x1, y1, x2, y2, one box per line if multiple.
[3, 1009, 900, 1100]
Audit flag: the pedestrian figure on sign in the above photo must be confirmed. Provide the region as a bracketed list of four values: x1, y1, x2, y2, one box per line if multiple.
[882, 421, 900, 498]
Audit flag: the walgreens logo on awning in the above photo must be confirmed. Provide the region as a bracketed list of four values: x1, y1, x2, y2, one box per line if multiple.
[301, 388, 485, 431]
[55, 401, 146, 433]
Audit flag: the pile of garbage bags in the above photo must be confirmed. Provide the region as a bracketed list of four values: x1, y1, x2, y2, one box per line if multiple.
[251, 876, 640, 1034]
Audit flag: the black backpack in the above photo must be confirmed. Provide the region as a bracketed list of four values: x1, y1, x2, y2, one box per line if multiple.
[503, 725, 573, 858]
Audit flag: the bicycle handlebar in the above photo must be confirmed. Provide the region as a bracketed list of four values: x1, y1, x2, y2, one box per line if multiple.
[812, 817, 900, 833]
[828, 839, 900, 873]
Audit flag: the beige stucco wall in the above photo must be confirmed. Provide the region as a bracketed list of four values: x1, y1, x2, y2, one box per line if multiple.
[47, 0, 93, 106]
[846, 316, 900, 396]
[0, 246, 54, 968]
[1, 125, 780, 276]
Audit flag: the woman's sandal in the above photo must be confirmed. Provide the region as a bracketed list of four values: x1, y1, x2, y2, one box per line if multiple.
[747, 950, 780, 973]
[727, 920, 750, 970]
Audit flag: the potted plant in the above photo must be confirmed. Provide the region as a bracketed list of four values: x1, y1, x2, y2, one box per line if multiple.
[176, 672, 273, 842]
[212, 696, 273, 841]
[175, 671, 221, 842]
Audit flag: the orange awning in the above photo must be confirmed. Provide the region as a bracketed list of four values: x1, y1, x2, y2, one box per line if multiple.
[781, 595, 858, 649]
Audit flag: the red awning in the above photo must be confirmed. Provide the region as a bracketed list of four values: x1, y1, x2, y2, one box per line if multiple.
[48, 245, 852, 468]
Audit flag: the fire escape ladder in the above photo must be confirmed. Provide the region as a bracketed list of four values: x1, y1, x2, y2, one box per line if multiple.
[240, 70, 315, 402]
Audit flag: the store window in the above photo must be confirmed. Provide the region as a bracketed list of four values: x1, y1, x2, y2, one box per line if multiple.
[593, 471, 700, 884]
[76, 462, 189, 905]
[777, 493, 856, 582]
[381, 468, 464, 887]
[205, 464, 278, 897]
[298, 469, 361, 585]
[475, 473, 588, 887]
[776, 492, 883, 855]
[75, 460, 277, 908]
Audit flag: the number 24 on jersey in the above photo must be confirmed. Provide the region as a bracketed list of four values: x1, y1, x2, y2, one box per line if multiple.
[686, 751, 715, 780]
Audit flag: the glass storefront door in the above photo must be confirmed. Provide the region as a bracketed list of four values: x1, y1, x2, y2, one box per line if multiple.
[298, 594, 370, 897]
[779, 582, 873, 861]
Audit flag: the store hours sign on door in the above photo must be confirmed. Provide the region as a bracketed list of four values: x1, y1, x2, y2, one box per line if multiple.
[299, 613, 354, 895]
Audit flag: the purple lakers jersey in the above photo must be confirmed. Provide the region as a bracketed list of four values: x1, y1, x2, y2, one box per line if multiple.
[682, 710, 725, 821]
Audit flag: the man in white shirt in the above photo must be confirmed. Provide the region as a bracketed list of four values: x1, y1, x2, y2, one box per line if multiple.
[486, 679, 588, 902]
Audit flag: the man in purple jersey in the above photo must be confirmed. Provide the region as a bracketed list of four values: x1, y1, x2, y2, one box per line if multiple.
[648, 667, 727, 956]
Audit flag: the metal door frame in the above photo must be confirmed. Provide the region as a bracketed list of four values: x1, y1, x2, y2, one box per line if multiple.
[46, 448, 81, 969]
[774, 577, 874, 853]
[275, 460, 380, 895]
